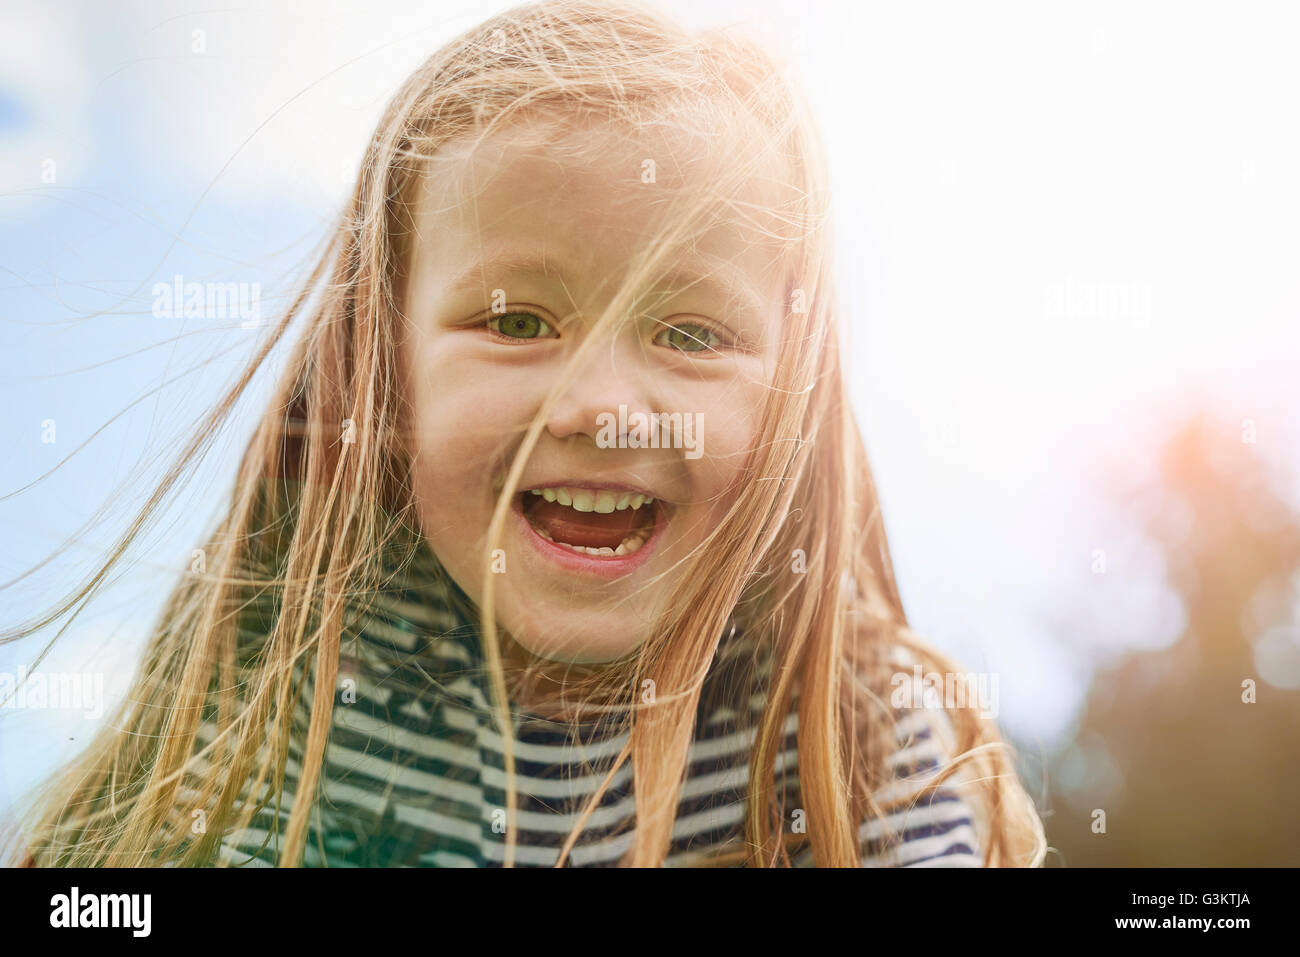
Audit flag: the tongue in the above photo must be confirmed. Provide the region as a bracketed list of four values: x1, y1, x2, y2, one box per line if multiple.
[524, 499, 645, 548]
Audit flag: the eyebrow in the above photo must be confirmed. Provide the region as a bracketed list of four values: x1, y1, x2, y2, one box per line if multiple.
[445, 247, 772, 323]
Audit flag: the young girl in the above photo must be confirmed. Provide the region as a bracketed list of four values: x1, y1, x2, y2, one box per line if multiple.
[6, 0, 1045, 867]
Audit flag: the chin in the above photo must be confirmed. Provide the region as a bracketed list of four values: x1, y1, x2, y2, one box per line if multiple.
[500, 597, 652, 665]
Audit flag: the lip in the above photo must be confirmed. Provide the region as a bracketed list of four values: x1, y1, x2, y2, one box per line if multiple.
[500, 478, 666, 500]
[510, 487, 666, 579]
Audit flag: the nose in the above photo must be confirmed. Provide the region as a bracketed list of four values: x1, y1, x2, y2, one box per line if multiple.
[544, 330, 655, 446]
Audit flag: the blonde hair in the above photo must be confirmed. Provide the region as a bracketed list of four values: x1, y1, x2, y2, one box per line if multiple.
[5, 0, 1045, 867]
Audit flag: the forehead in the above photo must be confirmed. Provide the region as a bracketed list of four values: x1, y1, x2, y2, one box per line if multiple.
[408, 113, 795, 312]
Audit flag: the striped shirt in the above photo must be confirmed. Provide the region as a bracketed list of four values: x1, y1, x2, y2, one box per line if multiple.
[191, 542, 984, 867]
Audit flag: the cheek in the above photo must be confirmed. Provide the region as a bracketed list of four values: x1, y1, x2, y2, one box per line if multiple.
[680, 374, 766, 517]
[407, 332, 540, 472]
[404, 344, 529, 572]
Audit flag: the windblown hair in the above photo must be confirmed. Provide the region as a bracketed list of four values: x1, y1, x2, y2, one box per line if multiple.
[5, 0, 1045, 867]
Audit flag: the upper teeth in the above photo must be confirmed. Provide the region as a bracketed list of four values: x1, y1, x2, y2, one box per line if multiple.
[528, 487, 654, 513]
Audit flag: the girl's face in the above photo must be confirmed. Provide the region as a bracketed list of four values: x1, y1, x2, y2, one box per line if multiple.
[400, 115, 789, 664]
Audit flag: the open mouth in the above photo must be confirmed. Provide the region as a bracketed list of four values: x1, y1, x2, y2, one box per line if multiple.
[517, 485, 661, 557]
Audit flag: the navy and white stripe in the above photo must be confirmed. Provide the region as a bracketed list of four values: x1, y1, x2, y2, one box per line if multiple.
[190, 544, 983, 867]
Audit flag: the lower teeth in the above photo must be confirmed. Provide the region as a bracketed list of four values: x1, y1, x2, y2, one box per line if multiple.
[532, 526, 649, 556]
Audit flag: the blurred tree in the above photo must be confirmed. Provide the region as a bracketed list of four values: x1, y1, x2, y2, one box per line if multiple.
[1045, 414, 1300, 865]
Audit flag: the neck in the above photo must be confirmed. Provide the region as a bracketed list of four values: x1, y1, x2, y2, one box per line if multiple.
[499, 635, 620, 724]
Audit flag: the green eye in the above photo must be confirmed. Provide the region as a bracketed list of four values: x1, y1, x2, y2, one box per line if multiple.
[489, 312, 553, 340]
[657, 323, 719, 353]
